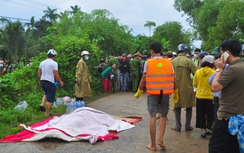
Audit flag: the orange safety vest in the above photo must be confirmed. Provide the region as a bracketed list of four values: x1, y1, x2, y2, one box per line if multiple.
[146, 58, 174, 95]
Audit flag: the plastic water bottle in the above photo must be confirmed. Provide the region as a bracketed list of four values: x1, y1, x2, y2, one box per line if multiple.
[66, 102, 71, 114]
[80, 101, 86, 107]
[71, 101, 76, 113]
[76, 100, 82, 108]
[15, 101, 28, 113]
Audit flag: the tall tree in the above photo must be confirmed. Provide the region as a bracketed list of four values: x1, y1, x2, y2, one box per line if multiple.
[43, 7, 59, 23]
[152, 21, 191, 52]
[205, 0, 244, 50]
[3, 20, 25, 59]
[25, 16, 35, 29]
[70, 5, 80, 15]
[173, 0, 203, 26]
[144, 21, 156, 37]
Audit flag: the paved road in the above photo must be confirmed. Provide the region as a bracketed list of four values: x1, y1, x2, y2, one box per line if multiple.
[0, 92, 209, 153]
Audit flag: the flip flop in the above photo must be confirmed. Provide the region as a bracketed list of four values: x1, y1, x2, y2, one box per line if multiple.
[171, 126, 181, 132]
[146, 145, 157, 151]
[39, 106, 46, 112]
[158, 142, 166, 149]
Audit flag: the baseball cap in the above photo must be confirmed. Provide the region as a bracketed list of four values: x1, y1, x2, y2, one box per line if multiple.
[202, 55, 214, 64]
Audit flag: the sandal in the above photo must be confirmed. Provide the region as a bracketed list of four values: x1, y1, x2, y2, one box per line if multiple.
[185, 126, 193, 131]
[39, 105, 46, 112]
[171, 126, 181, 132]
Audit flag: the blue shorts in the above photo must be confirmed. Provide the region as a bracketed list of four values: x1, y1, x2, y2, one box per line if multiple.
[41, 80, 56, 103]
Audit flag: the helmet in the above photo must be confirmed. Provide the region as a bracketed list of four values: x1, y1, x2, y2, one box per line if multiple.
[47, 49, 57, 56]
[172, 52, 177, 56]
[81, 51, 90, 56]
[211, 47, 219, 55]
[122, 53, 127, 57]
[177, 44, 188, 52]
[100, 58, 105, 63]
[198, 51, 209, 58]
[127, 54, 132, 58]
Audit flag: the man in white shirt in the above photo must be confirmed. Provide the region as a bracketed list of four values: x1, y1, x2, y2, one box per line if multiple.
[38, 49, 64, 116]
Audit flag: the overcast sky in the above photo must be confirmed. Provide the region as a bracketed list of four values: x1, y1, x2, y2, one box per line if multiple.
[0, 0, 201, 47]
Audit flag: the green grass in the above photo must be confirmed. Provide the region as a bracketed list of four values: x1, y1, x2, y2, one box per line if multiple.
[0, 92, 109, 140]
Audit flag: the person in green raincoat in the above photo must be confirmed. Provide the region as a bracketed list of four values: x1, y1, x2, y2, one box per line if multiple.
[171, 44, 197, 132]
[130, 52, 141, 92]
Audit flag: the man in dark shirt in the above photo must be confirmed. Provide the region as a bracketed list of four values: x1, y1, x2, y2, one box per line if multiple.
[119, 53, 130, 92]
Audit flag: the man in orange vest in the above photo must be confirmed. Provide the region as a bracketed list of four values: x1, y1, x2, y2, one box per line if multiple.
[134, 41, 176, 151]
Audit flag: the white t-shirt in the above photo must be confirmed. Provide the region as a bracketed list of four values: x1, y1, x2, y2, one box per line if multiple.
[39, 58, 58, 83]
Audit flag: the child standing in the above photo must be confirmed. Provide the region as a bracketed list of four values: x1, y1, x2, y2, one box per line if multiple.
[193, 55, 215, 138]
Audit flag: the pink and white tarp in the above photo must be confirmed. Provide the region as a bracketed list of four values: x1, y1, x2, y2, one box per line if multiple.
[0, 107, 137, 144]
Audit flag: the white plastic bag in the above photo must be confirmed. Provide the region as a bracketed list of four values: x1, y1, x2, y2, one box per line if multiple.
[56, 97, 64, 106]
[14, 101, 28, 112]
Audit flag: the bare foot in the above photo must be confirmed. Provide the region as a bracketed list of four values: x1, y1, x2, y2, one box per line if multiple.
[146, 144, 157, 151]
[158, 142, 166, 149]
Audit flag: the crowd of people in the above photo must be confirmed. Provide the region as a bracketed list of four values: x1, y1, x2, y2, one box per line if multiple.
[0, 57, 32, 76]
[131, 40, 244, 152]
[96, 50, 179, 94]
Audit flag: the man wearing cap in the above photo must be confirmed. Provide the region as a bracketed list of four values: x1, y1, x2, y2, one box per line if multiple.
[74, 51, 92, 101]
[171, 44, 197, 132]
[130, 52, 141, 92]
[38, 49, 64, 116]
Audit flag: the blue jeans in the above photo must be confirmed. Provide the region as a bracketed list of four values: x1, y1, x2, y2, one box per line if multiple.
[120, 72, 128, 91]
